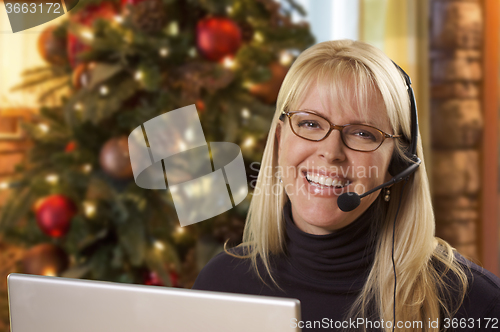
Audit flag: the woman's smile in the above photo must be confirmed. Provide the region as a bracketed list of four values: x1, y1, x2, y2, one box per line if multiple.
[301, 170, 352, 197]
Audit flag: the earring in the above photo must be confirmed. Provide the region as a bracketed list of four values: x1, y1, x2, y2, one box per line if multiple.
[278, 175, 283, 183]
[384, 188, 391, 202]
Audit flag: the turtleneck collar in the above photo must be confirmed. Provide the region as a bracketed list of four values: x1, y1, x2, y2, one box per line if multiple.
[283, 199, 380, 284]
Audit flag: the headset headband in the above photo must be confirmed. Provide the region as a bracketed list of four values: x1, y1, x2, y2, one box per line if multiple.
[391, 61, 418, 158]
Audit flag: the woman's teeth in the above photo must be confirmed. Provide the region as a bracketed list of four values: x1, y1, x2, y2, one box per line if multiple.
[305, 173, 348, 188]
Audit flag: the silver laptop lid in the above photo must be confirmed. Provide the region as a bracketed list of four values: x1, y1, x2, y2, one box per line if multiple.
[8, 273, 301, 332]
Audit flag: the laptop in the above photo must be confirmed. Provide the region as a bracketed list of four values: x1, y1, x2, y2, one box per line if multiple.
[7, 273, 301, 332]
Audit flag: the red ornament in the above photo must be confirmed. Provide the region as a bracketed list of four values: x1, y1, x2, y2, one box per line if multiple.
[67, 33, 91, 69]
[65, 141, 77, 153]
[121, 0, 147, 7]
[35, 195, 77, 238]
[196, 17, 242, 62]
[144, 270, 163, 286]
[169, 270, 180, 287]
[144, 270, 180, 287]
[22, 243, 69, 276]
[195, 100, 205, 113]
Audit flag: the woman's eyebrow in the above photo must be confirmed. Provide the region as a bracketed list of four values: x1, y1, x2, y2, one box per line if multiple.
[298, 109, 380, 127]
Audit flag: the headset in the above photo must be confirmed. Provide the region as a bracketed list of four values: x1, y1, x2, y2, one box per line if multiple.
[388, 62, 421, 177]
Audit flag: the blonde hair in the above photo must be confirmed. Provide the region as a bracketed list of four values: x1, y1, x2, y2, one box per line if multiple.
[224, 40, 469, 332]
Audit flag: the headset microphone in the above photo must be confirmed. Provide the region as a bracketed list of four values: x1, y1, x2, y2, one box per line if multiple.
[337, 158, 420, 212]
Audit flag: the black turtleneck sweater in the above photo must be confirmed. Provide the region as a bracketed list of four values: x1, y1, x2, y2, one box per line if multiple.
[192, 201, 500, 331]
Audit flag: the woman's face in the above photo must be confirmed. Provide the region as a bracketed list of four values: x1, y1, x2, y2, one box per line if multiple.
[276, 83, 395, 235]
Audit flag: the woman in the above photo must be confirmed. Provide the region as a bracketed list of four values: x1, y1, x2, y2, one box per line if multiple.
[192, 40, 500, 331]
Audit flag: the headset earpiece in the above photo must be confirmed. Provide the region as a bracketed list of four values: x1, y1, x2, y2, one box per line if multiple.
[388, 135, 412, 177]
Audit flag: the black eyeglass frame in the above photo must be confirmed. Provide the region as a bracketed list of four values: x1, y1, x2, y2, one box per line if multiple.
[278, 109, 403, 152]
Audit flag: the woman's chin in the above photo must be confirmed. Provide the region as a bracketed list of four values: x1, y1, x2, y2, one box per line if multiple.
[297, 217, 351, 235]
[290, 201, 349, 231]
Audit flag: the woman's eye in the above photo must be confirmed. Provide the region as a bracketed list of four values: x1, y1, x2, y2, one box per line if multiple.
[298, 121, 321, 129]
[353, 131, 375, 140]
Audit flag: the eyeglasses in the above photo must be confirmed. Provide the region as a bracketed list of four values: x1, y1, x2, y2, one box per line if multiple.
[279, 110, 402, 152]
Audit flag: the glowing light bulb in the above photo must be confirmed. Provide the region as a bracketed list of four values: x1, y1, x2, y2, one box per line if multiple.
[38, 123, 49, 133]
[241, 108, 250, 119]
[254, 31, 264, 42]
[223, 56, 236, 69]
[42, 267, 57, 276]
[154, 240, 165, 251]
[243, 136, 255, 148]
[0, 182, 8, 189]
[100, 85, 109, 96]
[81, 30, 94, 40]
[83, 201, 96, 217]
[74, 103, 83, 111]
[114, 15, 123, 23]
[280, 51, 293, 66]
[45, 174, 59, 184]
[82, 164, 92, 173]
[188, 47, 197, 57]
[167, 21, 178, 36]
[134, 71, 143, 80]
[159, 47, 169, 57]
[243, 81, 255, 89]
[184, 128, 194, 142]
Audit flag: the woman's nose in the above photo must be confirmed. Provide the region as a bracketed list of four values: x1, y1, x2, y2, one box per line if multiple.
[317, 129, 347, 163]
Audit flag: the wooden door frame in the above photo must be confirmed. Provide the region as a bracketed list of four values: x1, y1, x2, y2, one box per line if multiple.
[481, 0, 499, 276]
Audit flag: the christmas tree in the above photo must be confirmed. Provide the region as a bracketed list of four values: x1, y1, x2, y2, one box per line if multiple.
[0, 0, 314, 309]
